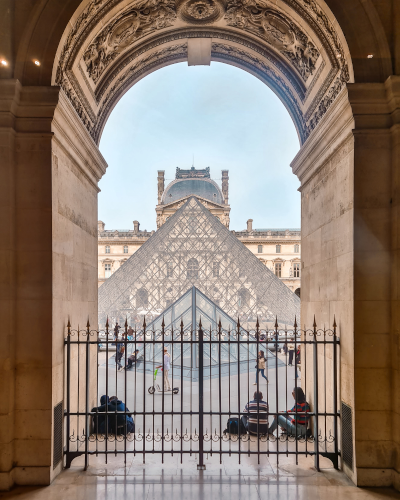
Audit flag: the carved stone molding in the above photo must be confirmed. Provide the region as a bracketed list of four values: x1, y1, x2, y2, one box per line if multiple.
[83, 0, 177, 83]
[224, 0, 320, 81]
[95, 28, 307, 103]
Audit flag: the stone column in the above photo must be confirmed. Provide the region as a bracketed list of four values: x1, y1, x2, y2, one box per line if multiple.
[0, 81, 107, 489]
[292, 77, 400, 489]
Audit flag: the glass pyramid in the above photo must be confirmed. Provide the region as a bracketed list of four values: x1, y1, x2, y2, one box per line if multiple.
[98, 197, 300, 328]
[125, 286, 286, 379]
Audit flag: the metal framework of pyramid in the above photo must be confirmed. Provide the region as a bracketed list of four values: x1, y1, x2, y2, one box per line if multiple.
[98, 197, 300, 327]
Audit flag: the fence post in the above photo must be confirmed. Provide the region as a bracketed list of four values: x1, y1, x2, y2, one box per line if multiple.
[333, 316, 339, 469]
[197, 318, 205, 470]
[313, 316, 320, 471]
[84, 319, 90, 470]
[65, 320, 71, 467]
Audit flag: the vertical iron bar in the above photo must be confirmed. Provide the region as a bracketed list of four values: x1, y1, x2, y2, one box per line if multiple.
[143, 317, 146, 464]
[313, 316, 320, 471]
[180, 318, 184, 465]
[66, 320, 71, 465]
[218, 319, 222, 464]
[333, 317, 339, 469]
[161, 319, 165, 464]
[275, 317, 279, 467]
[124, 318, 128, 464]
[105, 318, 109, 464]
[237, 318, 241, 464]
[84, 320, 90, 470]
[198, 319, 205, 469]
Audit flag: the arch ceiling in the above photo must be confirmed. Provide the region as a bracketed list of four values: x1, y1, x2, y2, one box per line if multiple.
[51, 0, 354, 144]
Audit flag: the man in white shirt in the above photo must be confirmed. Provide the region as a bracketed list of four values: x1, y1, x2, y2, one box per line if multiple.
[157, 348, 171, 391]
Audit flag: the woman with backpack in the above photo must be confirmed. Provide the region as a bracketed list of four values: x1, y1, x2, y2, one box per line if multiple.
[253, 350, 268, 385]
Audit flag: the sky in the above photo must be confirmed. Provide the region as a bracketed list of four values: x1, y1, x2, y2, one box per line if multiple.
[99, 61, 300, 232]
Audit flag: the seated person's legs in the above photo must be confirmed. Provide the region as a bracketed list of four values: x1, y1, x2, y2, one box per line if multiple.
[268, 414, 293, 434]
[241, 415, 249, 431]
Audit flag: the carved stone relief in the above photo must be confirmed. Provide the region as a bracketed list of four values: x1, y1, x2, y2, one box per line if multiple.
[176, 0, 225, 24]
[224, 0, 319, 81]
[83, 0, 177, 83]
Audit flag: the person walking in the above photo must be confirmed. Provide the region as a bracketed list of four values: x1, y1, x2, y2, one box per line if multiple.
[253, 350, 268, 385]
[115, 339, 125, 370]
[295, 346, 301, 379]
[288, 342, 295, 366]
[268, 387, 310, 438]
[157, 347, 171, 391]
[113, 322, 121, 341]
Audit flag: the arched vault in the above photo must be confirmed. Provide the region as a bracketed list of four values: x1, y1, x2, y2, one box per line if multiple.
[15, 0, 376, 145]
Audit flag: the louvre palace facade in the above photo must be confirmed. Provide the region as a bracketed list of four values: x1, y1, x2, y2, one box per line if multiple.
[98, 167, 301, 293]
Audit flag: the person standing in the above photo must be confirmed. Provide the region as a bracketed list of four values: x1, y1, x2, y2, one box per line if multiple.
[157, 347, 171, 391]
[114, 322, 121, 341]
[253, 350, 268, 385]
[288, 342, 295, 366]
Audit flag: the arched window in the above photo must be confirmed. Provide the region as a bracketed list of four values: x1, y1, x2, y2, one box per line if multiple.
[276, 244, 281, 253]
[123, 245, 128, 253]
[187, 258, 199, 279]
[258, 245, 263, 253]
[136, 288, 148, 309]
[105, 245, 110, 254]
[238, 288, 250, 308]
[294, 244, 299, 253]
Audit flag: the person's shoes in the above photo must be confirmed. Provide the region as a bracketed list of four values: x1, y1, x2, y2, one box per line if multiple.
[253, 382, 257, 385]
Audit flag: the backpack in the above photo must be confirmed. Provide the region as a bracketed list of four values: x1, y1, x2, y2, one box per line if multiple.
[223, 417, 247, 435]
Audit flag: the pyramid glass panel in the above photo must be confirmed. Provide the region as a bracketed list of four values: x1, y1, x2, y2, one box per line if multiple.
[98, 197, 300, 328]
[125, 286, 285, 378]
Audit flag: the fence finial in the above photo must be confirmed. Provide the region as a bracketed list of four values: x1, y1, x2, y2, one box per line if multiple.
[313, 314, 317, 329]
[274, 316, 278, 329]
[106, 316, 109, 329]
[125, 317, 128, 328]
[86, 318, 90, 329]
[67, 318, 71, 336]
[162, 316, 165, 329]
[294, 315, 298, 329]
[333, 315, 337, 329]
[256, 316, 260, 329]
[199, 317, 202, 329]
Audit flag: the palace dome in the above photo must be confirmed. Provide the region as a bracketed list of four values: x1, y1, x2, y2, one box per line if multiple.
[161, 177, 225, 205]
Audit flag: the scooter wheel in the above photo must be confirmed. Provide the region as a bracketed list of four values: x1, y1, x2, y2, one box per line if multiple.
[148, 386, 155, 394]
[173, 388, 179, 394]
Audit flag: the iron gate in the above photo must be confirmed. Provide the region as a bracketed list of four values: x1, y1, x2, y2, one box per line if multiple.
[64, 317, 340, 471]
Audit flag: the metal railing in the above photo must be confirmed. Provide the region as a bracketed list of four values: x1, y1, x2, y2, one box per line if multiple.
[64, 317, 340, 471]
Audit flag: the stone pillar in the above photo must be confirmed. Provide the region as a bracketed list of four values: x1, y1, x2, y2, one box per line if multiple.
[246, 219, 253, 232]
[0, 81, 107, 489]
[292, 77, 400, 489]
[222, 170, 229, 204]
[133, 220, 140, 233]
[98, 221, 105, 232]
[157, 171, 164, 205]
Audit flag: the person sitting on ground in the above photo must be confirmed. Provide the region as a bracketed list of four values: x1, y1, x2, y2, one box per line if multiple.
[268, 387, 310, 438]
[109, 396, 135, 435]
[91, 395, 113, 434]
[241, 391, 269, 435]
[127, 349, 140, 370]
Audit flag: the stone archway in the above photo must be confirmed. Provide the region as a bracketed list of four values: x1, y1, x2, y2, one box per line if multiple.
[1, 0, 400, 492]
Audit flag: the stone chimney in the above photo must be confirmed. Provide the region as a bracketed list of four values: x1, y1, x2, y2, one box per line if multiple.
[98, 220, 105, 232]
[247, 219, 253, 232]
[133, 220, 140, 233]
[221, 170, 229, 204]
[157, 171, 165, 204]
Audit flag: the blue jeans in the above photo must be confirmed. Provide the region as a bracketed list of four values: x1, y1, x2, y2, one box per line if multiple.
[256, 368, 268, 382]
[268, 414, 307, 436]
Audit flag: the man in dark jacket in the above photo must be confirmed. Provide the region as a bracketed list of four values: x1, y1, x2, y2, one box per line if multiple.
[109, 396, 135, 434]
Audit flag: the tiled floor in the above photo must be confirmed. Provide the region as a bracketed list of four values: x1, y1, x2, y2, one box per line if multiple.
[1, 454, 399, 499]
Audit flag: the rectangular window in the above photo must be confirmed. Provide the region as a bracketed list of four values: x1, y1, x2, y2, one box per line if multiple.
[213, 262, 219, 277]
[294, 244, 299, 253]
[105, 263, 112, 278]
[276, 245, 281, 253]
[275, 263, 282, 277]
[258, 245, 263, 253]
[293, 262, 300, 278]
[123, 245, 128, 253]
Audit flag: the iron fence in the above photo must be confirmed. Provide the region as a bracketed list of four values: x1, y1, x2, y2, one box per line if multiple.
[64, 317, 340, 471]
